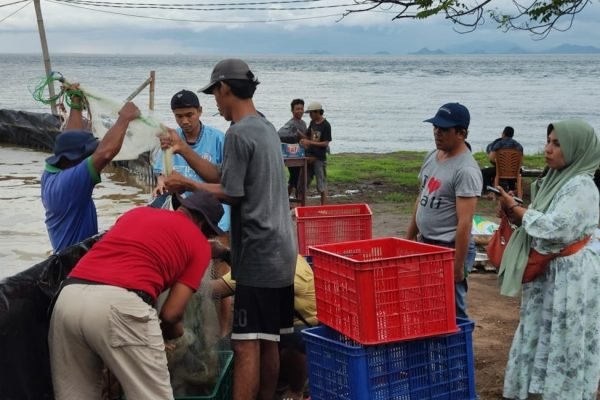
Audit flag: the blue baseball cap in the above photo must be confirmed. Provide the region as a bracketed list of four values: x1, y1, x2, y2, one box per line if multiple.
[424, 103, 470, 129]
[46, 130, 99, 166]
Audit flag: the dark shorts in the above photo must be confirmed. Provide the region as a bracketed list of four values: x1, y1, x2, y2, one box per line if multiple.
[231, 284, 294, 342]
[288, 166, 301, 186]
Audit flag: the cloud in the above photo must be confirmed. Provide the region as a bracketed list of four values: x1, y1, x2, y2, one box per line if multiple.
[0, 0, 597, 54]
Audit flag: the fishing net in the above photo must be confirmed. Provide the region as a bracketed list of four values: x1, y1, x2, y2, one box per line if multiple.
[163, 261, 224, 396]
[31, 72, 164, 161]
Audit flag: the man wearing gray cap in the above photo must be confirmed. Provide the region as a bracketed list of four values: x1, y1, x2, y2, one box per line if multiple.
[406, 103, 481, 319]
[163, 58, 296, 400]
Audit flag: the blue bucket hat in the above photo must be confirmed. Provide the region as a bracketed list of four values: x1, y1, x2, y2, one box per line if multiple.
[424, 103, 470, 129]
[46, 130, 99, 166]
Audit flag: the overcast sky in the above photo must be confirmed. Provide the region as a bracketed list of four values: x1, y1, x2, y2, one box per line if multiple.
[0, 0, 598, 54]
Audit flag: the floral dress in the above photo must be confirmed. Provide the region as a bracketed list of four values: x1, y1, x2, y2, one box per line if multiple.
[503, 175, 600, 399]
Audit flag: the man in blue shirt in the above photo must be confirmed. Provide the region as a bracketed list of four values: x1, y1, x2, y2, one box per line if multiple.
[41, 93, 140, 253]
[152, 89, 230, 232]
[481, 126, 524, 194]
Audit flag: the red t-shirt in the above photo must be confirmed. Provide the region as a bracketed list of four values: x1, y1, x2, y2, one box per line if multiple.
[70, 207, 211, 300]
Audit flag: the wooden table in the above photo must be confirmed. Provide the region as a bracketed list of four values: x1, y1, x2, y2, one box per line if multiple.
[283, 157, 308, 207]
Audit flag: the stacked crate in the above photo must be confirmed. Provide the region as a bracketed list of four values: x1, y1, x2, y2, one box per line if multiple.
[303, 237, 476, 400]
[294, 204, 373, 257]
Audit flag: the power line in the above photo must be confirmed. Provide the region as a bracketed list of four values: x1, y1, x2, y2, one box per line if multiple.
[58, 0, 331, 5]
[0, 0, 31, 22]
[53, 0, 357, 11]
[47, 0, 349, 22]
[0, 0, 29, 7]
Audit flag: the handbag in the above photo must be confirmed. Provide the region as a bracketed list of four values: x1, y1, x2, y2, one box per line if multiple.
[522, 235, 591, 283]
[486, 214, 513, 269]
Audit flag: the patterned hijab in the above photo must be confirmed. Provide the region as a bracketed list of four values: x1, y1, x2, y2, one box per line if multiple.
[499, 119, 600, 296]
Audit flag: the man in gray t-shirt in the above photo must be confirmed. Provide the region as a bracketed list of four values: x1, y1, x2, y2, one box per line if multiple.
[407, 102, 482, 319]
[278, 98, 307, 197]
[222, 114, 296, 287]
[165, 59, 296, 400]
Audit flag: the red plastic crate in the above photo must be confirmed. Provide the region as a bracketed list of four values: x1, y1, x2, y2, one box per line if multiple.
[310, 237, 458, 345]
[295, 204, 372, 255]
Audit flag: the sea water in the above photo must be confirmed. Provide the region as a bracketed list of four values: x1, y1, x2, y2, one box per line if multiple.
[1, 53, 600, 276]
[1, 53, 599, 154]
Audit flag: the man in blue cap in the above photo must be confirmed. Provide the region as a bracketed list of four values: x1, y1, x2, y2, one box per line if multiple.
[406, 102, 482, 319]
[41, 94, 140, 252]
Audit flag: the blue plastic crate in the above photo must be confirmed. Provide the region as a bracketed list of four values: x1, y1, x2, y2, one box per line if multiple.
[302, 318, 476, 400]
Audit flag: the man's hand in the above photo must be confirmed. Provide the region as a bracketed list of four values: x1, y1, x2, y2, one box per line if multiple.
[117, 102, 140, 123]
[454, 261, 465, 282]
[163, 171, 190, 193]
[159, 128, 186, 154]
[296, 129, 307, 140]
[152, 175, 168, 197]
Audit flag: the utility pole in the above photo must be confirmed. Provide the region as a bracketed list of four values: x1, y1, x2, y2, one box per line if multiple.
[33, 0, 57, 115]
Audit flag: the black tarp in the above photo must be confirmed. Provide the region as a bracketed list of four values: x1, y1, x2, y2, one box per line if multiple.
[0, 109, 61, 152]
[0, 235, 102, 400]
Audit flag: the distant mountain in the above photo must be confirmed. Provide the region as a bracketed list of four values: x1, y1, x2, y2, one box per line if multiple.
[414, 41, 600, 55]
[375, 51, 390, 55]
[410, 48, 446, 55]
[444, 40, 530, 54]
[542, 44, 600, 54]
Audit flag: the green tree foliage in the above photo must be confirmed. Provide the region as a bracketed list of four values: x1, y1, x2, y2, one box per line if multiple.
[344, 0, 590, 37]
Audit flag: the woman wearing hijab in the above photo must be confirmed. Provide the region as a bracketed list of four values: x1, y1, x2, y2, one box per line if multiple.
[497, 119, 600, 399]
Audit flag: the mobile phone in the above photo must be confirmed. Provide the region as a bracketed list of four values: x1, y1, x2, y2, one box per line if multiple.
[486, 186, 523, 204]
[486, 185, 501, 195]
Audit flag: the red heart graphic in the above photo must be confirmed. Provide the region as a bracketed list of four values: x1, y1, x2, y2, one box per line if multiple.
[427, 177, 442, 193]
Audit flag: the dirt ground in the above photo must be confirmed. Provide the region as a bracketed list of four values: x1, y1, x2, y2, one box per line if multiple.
[302, 184, 521, 400]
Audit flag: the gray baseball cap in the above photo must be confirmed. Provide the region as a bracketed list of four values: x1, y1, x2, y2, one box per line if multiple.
[198, 59, 259, 94]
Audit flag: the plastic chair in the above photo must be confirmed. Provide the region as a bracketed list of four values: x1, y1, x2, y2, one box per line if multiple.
[494, 148, 523, 198]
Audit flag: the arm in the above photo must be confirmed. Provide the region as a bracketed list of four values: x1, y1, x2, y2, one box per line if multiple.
[64, 96, 84, 131]
[454, 196, 478, 282]
[405, 197, 421, 241]
[162, 177, 241, 206]
[300, 138, 330, 148]
[161, 128, 221, 183]
[159, 282, 194, 340]
[91, 102, 140, 173]
[488, 151, 497, 164]
[210, 277, 236, 299]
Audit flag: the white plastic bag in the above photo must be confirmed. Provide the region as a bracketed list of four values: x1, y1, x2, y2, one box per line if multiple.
[82, 86, 164, 161]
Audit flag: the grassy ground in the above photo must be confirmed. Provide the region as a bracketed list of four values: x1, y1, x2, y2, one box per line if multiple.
[326, 151, 546, 205]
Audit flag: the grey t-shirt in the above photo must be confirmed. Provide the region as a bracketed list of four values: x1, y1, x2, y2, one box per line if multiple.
[415, 150, 482, 243]
[221, 114, 297, 288]
[278, 118, 307, 144]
